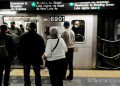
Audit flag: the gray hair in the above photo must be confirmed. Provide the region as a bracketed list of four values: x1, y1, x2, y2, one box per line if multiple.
[50, 27, 58, 37]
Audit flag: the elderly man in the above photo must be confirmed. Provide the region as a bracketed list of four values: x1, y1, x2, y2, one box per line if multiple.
[72, 21, 84, 41]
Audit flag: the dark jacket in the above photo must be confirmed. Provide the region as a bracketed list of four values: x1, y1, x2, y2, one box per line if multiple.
[17, 30, 45, 65]
[72, 25, 84, 36]
[0, 33, 16, 58]
[8, 27, 22, 43]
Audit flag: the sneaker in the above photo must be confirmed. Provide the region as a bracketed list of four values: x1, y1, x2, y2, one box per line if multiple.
[44, 68, 49, 72]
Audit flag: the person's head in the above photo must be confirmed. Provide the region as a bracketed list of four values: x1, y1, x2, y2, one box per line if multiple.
[0, 25, 8, 34]
[20, 24, 24, 30]
[44, 27, 50, 35]
[11, 21, 15, 28]
[4, 22, 8, 27]
[63, 21, 70, 29]
[50, 27, 58, 38]
[29, 22, 37, 30]
[74, 21, 80, 28]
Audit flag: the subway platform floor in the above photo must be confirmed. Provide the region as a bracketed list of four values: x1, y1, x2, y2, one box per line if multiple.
[2, 69, 120, 86]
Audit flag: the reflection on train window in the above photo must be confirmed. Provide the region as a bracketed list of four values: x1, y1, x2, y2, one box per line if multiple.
[71, 20, 85, 42]
[117, 20, 120, 36]
[115, 19, 120, 40]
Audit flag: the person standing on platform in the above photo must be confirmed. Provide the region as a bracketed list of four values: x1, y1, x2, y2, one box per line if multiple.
[61, 21, 75, 80]
[44, 27, 67, 86]
[8, 21, 22, 64]
[9, 21, 22, 45]
[0, 25, 17, 86]
[17, 22, 45, 86]
[20, 24, 25, 35]
[44, 27, 51, 72]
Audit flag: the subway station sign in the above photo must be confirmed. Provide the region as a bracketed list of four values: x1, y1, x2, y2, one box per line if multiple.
[10, 1, 118, 11]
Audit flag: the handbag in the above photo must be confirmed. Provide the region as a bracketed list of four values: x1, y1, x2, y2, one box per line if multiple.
[45, 38, 60, 67]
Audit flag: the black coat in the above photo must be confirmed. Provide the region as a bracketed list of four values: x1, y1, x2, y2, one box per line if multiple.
[72, 25, 84, 36]
[0, 33, 16, 57]
[17, 30, 45, 65]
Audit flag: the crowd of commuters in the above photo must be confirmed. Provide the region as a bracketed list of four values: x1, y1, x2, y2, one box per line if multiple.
[0, 21, 75, 86]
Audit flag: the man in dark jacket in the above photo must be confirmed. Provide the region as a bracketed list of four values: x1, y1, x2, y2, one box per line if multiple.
[72, 21, 84, 41]
[17, 22, 45, 86]
[0, 25, 17, 86]
[9, 21, 22, 44]
[20, 24, 25, 35]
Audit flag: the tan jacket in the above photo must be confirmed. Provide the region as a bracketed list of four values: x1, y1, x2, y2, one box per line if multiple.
[61, 29, 75, 48]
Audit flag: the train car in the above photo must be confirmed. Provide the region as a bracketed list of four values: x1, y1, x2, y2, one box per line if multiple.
[0, 0, 120, 69]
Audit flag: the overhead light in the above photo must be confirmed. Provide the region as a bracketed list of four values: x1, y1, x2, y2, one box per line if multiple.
[44, 19, 48, 21]
[0, 11, 16, 14]
[0, 9, 16, 14]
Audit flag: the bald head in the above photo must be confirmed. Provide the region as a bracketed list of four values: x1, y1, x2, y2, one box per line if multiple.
[75, 21, 80, 27]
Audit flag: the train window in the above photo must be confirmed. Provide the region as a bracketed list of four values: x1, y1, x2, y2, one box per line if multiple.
[117, 21, 120, 35]
[71, 20, 85, 42]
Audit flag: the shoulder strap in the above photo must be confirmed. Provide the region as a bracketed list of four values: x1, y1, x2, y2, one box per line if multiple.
[51, 38, 59, 52]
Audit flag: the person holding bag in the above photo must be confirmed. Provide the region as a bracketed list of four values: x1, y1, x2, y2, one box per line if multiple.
[44, 27, 67, 86]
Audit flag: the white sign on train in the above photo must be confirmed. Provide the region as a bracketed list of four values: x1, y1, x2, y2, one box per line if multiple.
[50, 16, 65, 22]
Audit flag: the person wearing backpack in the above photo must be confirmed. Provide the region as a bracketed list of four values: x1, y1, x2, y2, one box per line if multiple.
[0, 25, 17, 86]
[44, 27, 68, 86]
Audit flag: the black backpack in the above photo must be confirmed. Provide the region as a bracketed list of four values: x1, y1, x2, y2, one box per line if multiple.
[0, 35, 8, 58]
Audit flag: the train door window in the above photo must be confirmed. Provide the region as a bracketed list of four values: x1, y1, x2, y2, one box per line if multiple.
[71, 20, 85, 42]
[114, 19, 120, 40]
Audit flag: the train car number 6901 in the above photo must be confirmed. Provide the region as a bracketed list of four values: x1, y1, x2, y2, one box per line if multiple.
[50, 16, 65, 22]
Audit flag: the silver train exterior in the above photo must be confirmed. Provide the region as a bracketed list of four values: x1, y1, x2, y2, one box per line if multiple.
[0, 10, 97, 69]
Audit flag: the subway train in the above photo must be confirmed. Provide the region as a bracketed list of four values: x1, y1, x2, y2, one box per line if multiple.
[0, 6, 120, 70]
[0, 12, 97, 69]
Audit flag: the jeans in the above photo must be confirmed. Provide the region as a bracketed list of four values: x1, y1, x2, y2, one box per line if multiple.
[23, 64, 42, 86]
[0, 56, 12, 86]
